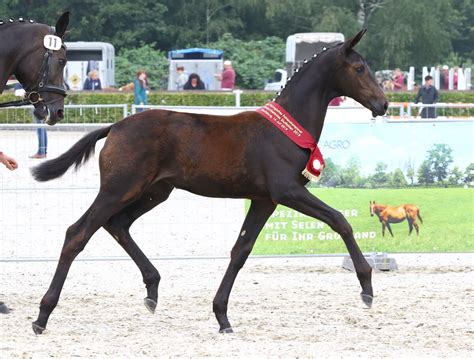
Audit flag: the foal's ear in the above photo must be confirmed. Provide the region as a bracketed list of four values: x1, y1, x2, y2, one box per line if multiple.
[55, 11, 70, 38]
[341, 29, 367, 53]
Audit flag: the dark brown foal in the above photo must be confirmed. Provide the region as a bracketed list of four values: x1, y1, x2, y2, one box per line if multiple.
[31, 29, 387, 334]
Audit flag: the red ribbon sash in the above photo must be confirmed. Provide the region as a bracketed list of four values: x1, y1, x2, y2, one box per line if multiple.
[256, 101, 325, 181]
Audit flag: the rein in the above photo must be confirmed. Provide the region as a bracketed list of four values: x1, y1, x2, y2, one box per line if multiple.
[0, 26, 67, 108]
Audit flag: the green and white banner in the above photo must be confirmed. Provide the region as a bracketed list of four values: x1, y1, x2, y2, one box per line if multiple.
[253, 121, 474, 254]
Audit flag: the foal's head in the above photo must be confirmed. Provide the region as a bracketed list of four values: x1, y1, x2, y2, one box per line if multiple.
[14, 12, 70, 125]
[330, 29, 388, 117]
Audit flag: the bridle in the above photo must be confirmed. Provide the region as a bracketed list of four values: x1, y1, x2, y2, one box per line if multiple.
[0, 26, 67, 108]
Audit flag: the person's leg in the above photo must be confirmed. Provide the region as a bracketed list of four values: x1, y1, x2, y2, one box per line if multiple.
[31, 116, 47, 158]
[37, 117, 47, 156]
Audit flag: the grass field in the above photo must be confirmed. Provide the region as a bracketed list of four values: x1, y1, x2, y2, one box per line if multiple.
[252, 187, 474, 254]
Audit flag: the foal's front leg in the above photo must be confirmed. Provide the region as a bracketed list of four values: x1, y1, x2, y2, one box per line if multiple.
[213, 199, 276, 333]
[276, 186, 373, 307]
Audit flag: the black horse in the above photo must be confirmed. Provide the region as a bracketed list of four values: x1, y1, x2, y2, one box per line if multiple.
[0, 11, 69, 316]
[31, 29, 388, 334]
[0, 12, 69, 124]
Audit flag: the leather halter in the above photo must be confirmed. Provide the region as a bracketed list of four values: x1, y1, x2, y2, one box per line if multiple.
[0, 26, 67, 108]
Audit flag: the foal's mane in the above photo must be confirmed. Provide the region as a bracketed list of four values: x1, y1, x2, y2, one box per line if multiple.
[275, 42, 343, 101]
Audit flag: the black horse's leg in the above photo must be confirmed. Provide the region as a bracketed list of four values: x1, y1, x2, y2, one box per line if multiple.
[277, 186, 373, 307]
[386, 223, 394, 237]
[213, 199, 276, 333]
[103, 182, 174, 314]
[32, 190, 135, 334]
[381, 222, 386, 237]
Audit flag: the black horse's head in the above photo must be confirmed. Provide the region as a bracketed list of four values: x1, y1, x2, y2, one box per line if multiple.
[15, 12, 70, 125]
[331, 29, 388, 117]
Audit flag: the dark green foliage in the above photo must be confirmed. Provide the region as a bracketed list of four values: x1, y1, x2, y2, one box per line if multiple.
[1, 1, 472, 89]
[115, 45, 169, 89]
[207, 34, 285, 89]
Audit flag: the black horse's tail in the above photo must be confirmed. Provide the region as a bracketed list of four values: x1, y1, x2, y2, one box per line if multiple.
[31, 126, 112, 182]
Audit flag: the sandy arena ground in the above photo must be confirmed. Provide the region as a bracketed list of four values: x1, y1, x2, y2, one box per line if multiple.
[1, 254, 473, 358]
[0, 129, 473, 357]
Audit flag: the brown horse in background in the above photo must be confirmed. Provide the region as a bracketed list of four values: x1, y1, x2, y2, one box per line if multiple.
[370, 201, 423, 237]
[31, 30, 388, 334]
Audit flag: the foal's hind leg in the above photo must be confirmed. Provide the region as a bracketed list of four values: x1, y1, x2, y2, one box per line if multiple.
[276, 186, 373, 307]
[103, 181, 174, 314]
[213, 199, 276, 333]
[32, 190, 134, 334]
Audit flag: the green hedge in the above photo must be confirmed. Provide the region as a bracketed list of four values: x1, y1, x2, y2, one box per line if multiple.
[0, 90, 472, 123]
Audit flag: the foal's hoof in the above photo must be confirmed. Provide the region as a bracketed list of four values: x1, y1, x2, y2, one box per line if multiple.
[32, 322, 46, 335]
[144, 297, 157, 314]
[219, 327, 234, 334]
[0, 303, 10, 314]
[361, 293, 373, 308]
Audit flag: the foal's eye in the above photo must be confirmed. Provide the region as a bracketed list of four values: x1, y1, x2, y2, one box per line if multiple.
[59, 58, 67, 66]
[355, 66, 365, 74]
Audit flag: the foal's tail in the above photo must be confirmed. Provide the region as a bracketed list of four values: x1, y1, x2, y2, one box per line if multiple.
[31, 125, 112, 182]
[417, 209, 423, 224]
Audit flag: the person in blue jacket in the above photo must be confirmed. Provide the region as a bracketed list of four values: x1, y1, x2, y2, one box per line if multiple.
[83, 70, 102, 91]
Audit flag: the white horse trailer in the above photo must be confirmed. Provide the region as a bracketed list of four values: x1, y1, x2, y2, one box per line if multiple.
[265, 32, 344, 91]
[168, 48, 224, 91]
[64, 42, 115, 90]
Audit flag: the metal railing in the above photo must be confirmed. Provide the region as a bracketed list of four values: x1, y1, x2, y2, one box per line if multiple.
[0, 104, 128, 124]
[1, 102, 472, 124]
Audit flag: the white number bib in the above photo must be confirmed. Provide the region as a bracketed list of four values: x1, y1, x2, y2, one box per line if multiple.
[43, 35, 62, 51]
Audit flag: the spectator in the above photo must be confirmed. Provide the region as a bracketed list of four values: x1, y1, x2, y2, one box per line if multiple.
[175, 66, 188, 91]
[414, 75, 439, 118]
[83, 70, 102, 91]
[183, 73, 206, 90]
[120, 70, 149, 111]
[215, 60, 236, 90]
[392, 68, 405, 91]
[14, 84, 47, 159]
[453, 66, 459, 90]
[440, 65, 449, 90]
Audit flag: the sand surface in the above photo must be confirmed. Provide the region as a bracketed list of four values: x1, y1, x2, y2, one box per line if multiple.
[1, 254, 473, 358]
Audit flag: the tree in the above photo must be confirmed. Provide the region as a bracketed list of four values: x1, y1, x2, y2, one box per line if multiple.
[426, 144, 454, 184]
[405, 159, 415, 186]
[318, 157, 342, 187]
[362, 0, 459, 69]
[464, 163, 474, 184]
[340, 157, 363, 188]
[390, 168, 408, 188]
[356, 0, 387, 28]
[417, 160, 434, 186]
[371, 162, 390, 187]
[448, 166, 464, 186]
[207, 34, 284, 89]
[115, 45, 168, 89]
